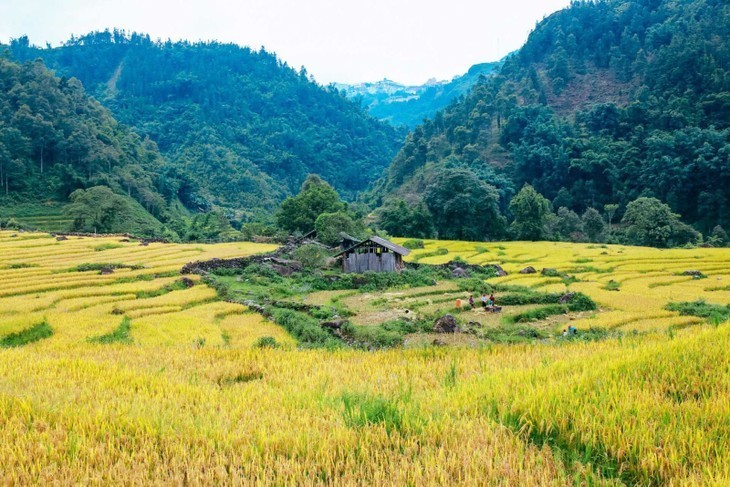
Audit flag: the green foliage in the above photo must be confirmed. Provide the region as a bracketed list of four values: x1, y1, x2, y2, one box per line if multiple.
[88, 316, 132, 344]
[621, 197, 700, 248]
[369, 0, 730, 242]
[424, 168, 505, 241]
[254, 336, 280, 349]
[268, 308, 339, 348]
[341, 393, 404, 434]
[277, 175, 345, 234]
[666, 300, 730, 324]
[709, 225, 728, 247]
[8, 33, 404, 212]
[401, 239, 425, 250]
[65, 186, 167, 237]
[509, 185, 551, 241]
[68, 262, 144, 273]
[291, 244, 331, 269]
[582, 207, 605, 242]
[377, 200, 434, 239]
[553, 207, 584, 241]
[314, 211, 362, 246]
[0, 320, 53, 347]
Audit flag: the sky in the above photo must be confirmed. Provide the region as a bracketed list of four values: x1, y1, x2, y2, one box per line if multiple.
[0, 0, 571, 85]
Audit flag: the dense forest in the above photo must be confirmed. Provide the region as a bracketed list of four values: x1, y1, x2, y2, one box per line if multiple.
[370, 0, 730, 238]
[5, 33, 404, 214]
[0, 56, 176, 236]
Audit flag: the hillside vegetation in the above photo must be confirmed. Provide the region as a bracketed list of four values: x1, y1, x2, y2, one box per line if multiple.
[372, 0, 730, 236]
[6, 33, 404, 212]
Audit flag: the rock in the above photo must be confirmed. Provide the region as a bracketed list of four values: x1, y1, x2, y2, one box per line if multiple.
[99, 267, 114, 275]
[559, 292, 576, 304]
[119, 238, 130, 243]
[520, 266, 537, 274]
[321, 319, 348, 330]
[180, 277, 195, 288]
[452, 267, 469, 278]
[492, 264, 508, 277]
[683, 270, 704, 276]
[139, 241, 149, 246]
[55, 235, 68, 241]
[432, 338, 447, 347]
[433, 314, 461, 333]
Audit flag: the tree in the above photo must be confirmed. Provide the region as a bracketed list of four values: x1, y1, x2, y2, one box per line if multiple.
[554, 207, 583, 241]
[604, 204, 619, 235]
[65, 186, 130, 233]
[377, 200, 434, 239]
[582, 207, 606, 242]
[709, 225, 728, 247]
[509, 184, 551, 241]
[276, 175, 345, 234]
[314, 211, 361, 246]
[621, 197, 699, 248]
[424, 169, 504, 241]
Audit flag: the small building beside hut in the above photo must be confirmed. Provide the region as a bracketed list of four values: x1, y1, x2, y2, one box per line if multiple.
[335, 236, 410, 273]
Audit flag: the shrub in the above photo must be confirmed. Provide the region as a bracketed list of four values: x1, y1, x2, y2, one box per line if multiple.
[402, 239, 425, 250]
[292, 244, 331, 269]
[255, 336, 280, 348]
[341, 393, 404, 434]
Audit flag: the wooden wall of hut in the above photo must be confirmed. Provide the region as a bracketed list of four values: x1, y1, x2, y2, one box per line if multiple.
[343, 252, 399, 273]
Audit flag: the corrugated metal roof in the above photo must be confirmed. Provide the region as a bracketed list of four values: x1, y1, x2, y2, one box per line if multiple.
[334, 236, 411, 257]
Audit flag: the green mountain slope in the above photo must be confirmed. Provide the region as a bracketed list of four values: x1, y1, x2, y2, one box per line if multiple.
[0, 56, 174, 236]
[6, 33, 405, 213]
[371, 0, 730, 234]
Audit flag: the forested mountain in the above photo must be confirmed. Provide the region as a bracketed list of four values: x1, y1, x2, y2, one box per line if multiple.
[337, 61, 503, 128]
[0, 56, 174, 235]
[6, 32, 404, 214]
[371, 0, 730, 235]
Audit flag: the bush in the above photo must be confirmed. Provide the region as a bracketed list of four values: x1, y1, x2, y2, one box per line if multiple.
[292, 244, 331, 269]
[402, 239, 425, 250]
[1, 320, 53, 347]
[254, 336, 280, 348]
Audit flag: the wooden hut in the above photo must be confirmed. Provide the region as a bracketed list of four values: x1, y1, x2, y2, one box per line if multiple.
[335, 236, 410, 273]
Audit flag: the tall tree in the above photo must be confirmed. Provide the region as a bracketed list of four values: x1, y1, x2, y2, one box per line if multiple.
[509, 184, 551, 241]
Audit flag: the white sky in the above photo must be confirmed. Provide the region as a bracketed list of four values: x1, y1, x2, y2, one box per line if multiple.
[0, 0, 571, 85]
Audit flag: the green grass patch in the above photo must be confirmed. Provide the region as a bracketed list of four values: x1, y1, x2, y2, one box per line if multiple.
[88, 316, 132, 344]
[666, 300, 730, 325]
[94, 243, 124, 252]
[342, 393, 404, 434]
[1, 320, 53, 347]
[68, 263, 144, 273]
[412, 247, 449, 262]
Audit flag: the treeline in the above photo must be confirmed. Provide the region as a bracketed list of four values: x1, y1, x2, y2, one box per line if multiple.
[6, 31, 404, 214]
[369, 0, 730, 237]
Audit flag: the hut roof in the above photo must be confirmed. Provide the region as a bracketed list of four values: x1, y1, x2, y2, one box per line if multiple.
[334, 236, 411, 258]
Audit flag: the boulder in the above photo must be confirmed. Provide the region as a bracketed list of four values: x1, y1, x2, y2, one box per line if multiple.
[492, 264, 508, 277]
[321, 319, 348, 331]
[433, 314, 461, 333]
[559, 292, 576, 304]
[432, 338, 447, 347]
[55, 235, 68, 241]
[682, 270, 704, 277]
[99, 267, 114, 275]
[180, 277, 195, 288]
[520, 266, 537, 274]
[451, 267, 469, 278]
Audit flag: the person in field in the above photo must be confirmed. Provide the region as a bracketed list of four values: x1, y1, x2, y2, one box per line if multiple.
[469, 295, 475, 309]
[488, 293, 496, 307]
[481, 294, 487, 309]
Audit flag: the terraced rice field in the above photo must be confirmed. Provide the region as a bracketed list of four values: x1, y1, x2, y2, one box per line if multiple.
[401, 239, 730, 334]
[0, 232, 729, 485]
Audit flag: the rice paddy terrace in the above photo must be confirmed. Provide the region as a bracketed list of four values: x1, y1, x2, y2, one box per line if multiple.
[0, 231, 728, 485]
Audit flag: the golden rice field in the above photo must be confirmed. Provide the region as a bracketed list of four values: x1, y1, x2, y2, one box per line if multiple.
[1, 231, 729, 485]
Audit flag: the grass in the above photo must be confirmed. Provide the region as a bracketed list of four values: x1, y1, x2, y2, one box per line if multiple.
[88, 316, 132, 344]
[94, 243, 124, 252]
[341, 392, 405, 434]
[0, 320, 53, 347]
